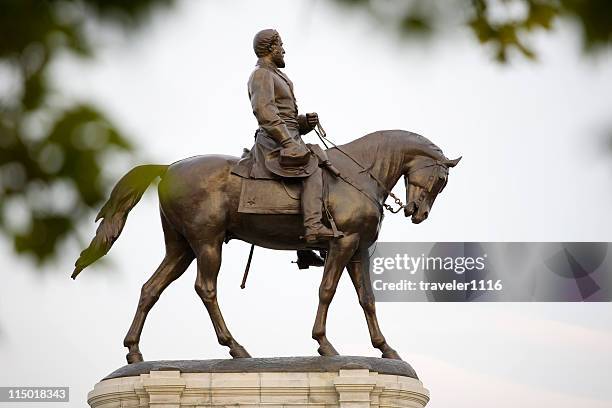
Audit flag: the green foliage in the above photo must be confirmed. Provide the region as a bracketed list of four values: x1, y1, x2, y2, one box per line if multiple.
[561, 0, 612, 51]
[0, 0, 173, 263]
[333, 0, 612, 62]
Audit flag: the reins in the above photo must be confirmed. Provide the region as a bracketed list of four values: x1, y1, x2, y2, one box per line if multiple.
[314, 123, 409, 214]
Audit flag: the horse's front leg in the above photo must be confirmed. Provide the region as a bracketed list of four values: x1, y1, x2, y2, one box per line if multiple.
[346, 252, 402, 360]
[312, 233, 359, 356]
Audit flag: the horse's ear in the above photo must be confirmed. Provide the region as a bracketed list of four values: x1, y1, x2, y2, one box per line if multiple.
[444, 156, 462, 168]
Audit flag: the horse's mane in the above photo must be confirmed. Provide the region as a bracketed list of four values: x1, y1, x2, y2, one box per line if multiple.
[337, 130, 446, 163]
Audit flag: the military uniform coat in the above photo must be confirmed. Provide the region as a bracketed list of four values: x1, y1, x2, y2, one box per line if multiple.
[232, 59, 318, 179]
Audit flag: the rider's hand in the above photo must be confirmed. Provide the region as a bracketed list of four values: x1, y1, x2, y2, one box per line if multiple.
[306, 112, 319, 128]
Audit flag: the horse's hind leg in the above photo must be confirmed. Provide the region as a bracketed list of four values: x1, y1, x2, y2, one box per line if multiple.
[312, 233, 359, 356]
[123, 216, 194, 364]
[346, 253, 402, 360]
[194, 238, 251, 358]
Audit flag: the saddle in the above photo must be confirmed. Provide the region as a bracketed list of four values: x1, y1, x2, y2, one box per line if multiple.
[236, 144, 340, 215]
[238, 178, 302, 214]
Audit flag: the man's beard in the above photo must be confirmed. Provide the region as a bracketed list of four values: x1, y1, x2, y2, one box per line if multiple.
[273, 55, 285, 68]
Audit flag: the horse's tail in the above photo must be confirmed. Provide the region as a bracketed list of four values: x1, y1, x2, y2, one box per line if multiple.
[71, 164, 169, 279]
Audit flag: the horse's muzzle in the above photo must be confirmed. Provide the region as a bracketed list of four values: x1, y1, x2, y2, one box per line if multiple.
[404, 202, 415, 218]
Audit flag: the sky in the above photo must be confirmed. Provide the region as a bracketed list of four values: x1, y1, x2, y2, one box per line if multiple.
[2, 1, 612, 407]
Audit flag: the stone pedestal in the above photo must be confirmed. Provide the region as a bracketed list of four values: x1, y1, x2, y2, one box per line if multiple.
[88, 357, 429, 408]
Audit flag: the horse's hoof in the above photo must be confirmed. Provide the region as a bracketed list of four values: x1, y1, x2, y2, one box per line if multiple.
[317, 344, 340, 357]
[126, 351, 144, 364]
[381, 348, 402, 360]
[230, 345, 252, 358]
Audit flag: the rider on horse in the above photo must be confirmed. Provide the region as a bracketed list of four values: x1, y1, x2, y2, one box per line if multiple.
[70, 29, 461, 364]
[233, 29, 343, 260]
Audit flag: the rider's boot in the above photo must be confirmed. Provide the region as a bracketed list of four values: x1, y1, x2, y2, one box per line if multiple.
[302, 168, 344, 244]
[295, 250, 326, 269]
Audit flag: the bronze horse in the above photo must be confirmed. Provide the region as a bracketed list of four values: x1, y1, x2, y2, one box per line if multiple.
[72, 130, 460, 363]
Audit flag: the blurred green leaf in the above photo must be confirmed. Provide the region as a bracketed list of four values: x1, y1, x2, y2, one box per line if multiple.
[561, 0, 612, 50]
[14, 214, 72, 262]
[331, 0, 611, 62]
[526, 2, 558, 30]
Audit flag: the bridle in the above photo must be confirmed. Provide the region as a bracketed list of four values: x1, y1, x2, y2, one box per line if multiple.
[405, 161, 447, 212]
[314, 123, 446, 214]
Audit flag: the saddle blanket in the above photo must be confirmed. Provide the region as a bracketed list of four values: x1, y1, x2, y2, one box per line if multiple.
[238, 178, 302, 214]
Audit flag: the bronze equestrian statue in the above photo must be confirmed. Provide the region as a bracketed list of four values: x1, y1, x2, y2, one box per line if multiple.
[71, 29, 461, 364]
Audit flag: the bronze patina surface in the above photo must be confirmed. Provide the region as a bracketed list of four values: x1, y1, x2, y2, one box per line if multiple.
[103, 356, 418, 380]
[72, 29, 460, 365]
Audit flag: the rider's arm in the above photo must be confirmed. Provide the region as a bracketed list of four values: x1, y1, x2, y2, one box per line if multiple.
[249, 69, 293, 146]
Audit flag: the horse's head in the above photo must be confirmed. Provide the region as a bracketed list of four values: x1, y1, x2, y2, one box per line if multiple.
[404, 156, 461, 224]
